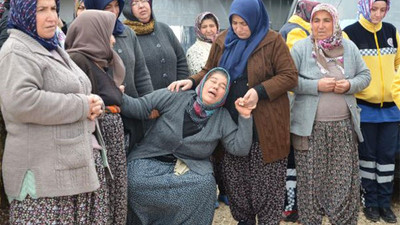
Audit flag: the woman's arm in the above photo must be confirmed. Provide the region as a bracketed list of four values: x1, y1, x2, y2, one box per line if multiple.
[290, 44, 320, 96]
[0, 52, 90, 125]
[120, 88, 176, 119]
[220, 117, 252, 156]
[345, 42, 371, 95]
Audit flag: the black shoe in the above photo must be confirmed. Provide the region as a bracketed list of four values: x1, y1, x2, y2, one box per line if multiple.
[380, 207, 397, 223]
[283, 211, 299, 222]
[363, 207, 380, 222]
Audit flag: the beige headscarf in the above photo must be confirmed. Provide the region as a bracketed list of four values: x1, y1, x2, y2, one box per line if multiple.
[65, 10, 125, 86]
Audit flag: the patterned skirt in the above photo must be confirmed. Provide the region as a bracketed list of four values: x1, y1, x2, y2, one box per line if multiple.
[99, 113, 126, 225]
[295, 119, 360, 225]
[9, 150, 110, 224]
[127, 158, 216, 225]
[223, 142, 287, 225]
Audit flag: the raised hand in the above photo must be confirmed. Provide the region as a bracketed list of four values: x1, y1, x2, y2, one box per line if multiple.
[167, 79, 193, 92]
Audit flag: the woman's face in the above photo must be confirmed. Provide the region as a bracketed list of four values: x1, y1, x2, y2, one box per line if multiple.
[370, 1, 387, 24]
[104, 0, 119, 19]
[311, 10, 333, 41]
[36, 0, 58, 39]
[76, 2, 85, 17]
[131, 0, 152, 23]
[201, 72, 228, 106]
[231, 15, 251, 39]
[200, 18, 217, 40]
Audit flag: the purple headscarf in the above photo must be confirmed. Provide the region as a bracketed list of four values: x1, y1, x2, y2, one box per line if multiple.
[295, 0, 320, 22]
[194, 12, 220, 43]
[8, 0, 60, 50]
[358, 0, 391, 22]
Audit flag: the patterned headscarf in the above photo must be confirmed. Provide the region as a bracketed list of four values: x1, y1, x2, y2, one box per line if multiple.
[310, 3, 344, 75]
[8, 0, 60, 50]
[358, 0, 390, 22]
[194, 12, 220, 43]
[65, 10, 126, 86]
[219, 0, 269, 81]
[295, 0, 320, 22]
[84, 0, 125, 35]
[186, 67, 231, 125]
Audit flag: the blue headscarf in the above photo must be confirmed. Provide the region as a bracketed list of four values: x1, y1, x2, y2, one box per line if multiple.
[84, 0, 125, 35]
[8, 0, 60, 50]
[219, 0, 269, 81]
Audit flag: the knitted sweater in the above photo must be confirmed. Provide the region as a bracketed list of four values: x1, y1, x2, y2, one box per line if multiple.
[0, 29, 98, 198]
[136, 22, 189, 90]
[186, 39, 212, 75]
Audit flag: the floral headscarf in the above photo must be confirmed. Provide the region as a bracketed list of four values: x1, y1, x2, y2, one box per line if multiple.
[8, 0, 60, 50]
[295, 0, 320, 22]
[310, 3, 344, 75]
[358, 0, 390, 22]
[185, 67, 231, 125]
[194, 12, 220, 43]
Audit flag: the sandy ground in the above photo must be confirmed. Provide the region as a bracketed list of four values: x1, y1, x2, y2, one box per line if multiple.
[213, 202, 400, 225]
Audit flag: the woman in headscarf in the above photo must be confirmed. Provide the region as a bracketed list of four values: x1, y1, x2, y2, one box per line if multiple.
[74, 0, 85, 18]
[0, 0, 108, 223]
[65, 9, 126, 225]
[186, 11, 229, 208]
[343, 0, 400, 223]
[290, 3, 371, 224]
[122, 0, 189, 90]
[186, 12, 220, 75]
[83, 0, 154, 159]
[122, 67, 254, 225]
[280, 0, 320, 50]
[169, 0, 298, 223]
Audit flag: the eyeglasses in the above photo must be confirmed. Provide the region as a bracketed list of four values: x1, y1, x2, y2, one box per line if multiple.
[131, 0, 149, 6]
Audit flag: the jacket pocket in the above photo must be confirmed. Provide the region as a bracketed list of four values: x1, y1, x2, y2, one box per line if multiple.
[55, 134, 91, 170]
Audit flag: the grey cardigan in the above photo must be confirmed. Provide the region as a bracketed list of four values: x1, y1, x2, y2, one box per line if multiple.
[0, 29, 99, 198]
[136, 22, 189, 90]
[114, 26, 154, 150]
[290, 37, 371, 141]
[121, 89, 253, 175]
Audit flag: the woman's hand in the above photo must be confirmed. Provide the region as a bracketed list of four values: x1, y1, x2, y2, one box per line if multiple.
[148, 109, 160, 119]
[243, 88, 259, 109]
[334, 79, 350, 94]
[87, 94, 104, 120]
[235, 98, 254, 118]
[318, 77, 336, 92]
[119, 85, 125, 93]
[167, 80, 193, 92]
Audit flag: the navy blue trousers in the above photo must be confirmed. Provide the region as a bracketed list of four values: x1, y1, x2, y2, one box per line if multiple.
[359, 122, 399, 207]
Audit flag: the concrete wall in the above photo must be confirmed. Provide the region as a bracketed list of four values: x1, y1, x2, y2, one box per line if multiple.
[59, 0, 294, 30]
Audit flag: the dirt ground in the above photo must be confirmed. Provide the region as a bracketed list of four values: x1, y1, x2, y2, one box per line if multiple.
[213, 202, 400, 225]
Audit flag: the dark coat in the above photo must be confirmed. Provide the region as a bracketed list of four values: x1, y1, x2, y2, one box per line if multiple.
[191, 30, 298, 163]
